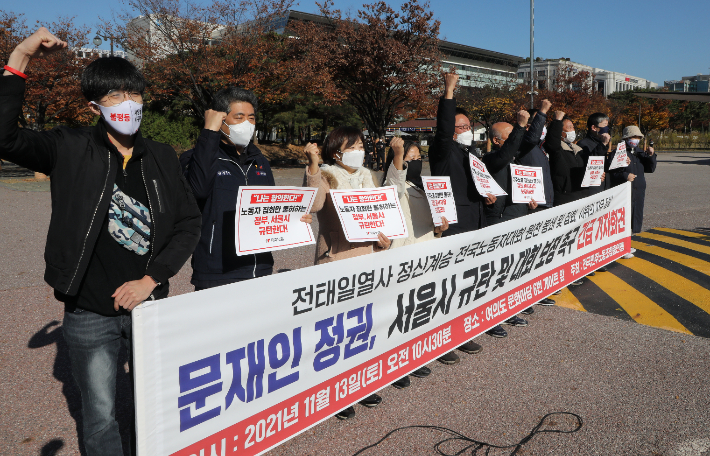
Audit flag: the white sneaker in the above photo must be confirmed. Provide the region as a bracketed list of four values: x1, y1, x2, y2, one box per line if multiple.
[630, 248, 637, 254]
[622, 253, 634, 259]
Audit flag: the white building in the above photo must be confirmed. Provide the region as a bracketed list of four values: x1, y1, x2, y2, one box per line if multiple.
[517, 58, 657, 96]
[74, 47, 127, 59]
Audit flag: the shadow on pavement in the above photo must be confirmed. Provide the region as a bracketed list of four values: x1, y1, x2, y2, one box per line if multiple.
[28, 321, 137, 456]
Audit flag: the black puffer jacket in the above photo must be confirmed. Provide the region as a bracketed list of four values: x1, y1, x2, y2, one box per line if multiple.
[0, 75, 202, 296]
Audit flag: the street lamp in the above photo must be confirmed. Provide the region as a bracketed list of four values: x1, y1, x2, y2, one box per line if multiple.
[93, 33, 114, 57]
[529, 0, 534, 109]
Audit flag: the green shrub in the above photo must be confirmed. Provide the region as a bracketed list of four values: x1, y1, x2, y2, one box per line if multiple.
[140, 110, 201, 153]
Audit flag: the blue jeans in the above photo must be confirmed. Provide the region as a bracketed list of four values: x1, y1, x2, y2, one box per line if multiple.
[62, 308, 133, 456]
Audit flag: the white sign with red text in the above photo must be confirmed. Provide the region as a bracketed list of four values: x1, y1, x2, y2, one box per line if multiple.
[509, 164, 546, 204]
[581, 157, 605, 187]
[235, 186, 317, 255]
[132, 184, 631, 456]
[468, 154, 507, 197]
[420, 176, 458, 226]
[608, 142, 628, 170]
[329, 186, 408, 242]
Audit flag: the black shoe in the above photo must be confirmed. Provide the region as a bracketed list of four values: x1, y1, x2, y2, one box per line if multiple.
[437, 351, 460, 365]
[520, 306, 534, 315]
[487, 325, 508, 338]
[553, 289, 562, 295]
[359, 394, 382, 408]
[538, 298, 555, 306]
[391, 376, 411, 389]
[410, 366, 431, 378]
[336, 406, 356, 420]
[458, 341, 483, 354]
[569, 279, 584, 286]
[597, 266, 608, 272]
[502, 316, 528, 327]
[586, 271, 595, 277]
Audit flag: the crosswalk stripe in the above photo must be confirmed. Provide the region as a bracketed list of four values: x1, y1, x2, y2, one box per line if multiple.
[585, 272, 693, 335]
[636, 232, 710, 256]
[631, 240, 710, 276]
[620, 257, 710, 315]
[653, 228, 710, 242]
[551, 287, 586, 312]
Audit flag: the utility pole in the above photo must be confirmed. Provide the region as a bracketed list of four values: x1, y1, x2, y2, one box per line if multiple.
[530, 0, 535, 109]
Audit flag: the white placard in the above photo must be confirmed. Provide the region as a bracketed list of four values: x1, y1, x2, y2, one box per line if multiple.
[329, 185, 408, 242]
[468, 154, 507, 197]
[581, 157, 605, 187]
[608, 142, 628, 170]
[509, 164, 546, 204]
[235, 186, 317, 255]
[421, 176, 458, 226]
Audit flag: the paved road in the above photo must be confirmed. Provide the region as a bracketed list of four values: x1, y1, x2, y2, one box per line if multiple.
[1, 153, 709, 456]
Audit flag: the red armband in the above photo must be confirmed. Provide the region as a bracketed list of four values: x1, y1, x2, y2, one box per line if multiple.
[3, 65, 27, 79]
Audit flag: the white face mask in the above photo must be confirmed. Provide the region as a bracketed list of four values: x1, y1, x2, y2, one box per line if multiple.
[626, 138, 640, 149]
[564, 130, 577, 143]
[455, 130, 474, 146]
[93, 100, 143, 136]
[223, 120, 255, 147]
[540, 126, 548, 141]
[339, 150, 365, 169]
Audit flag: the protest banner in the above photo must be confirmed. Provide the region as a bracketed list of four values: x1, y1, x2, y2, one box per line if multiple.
[235, 187, 317, 255]
[468, 154, 507, 196]
[132, 183, 632, 456]
[608, 142, 628, 170]
[420, 176, 458, 226]
[581, 157, 605, 187]
[509, 164, 546, 204]
[329, 186, 408, 242]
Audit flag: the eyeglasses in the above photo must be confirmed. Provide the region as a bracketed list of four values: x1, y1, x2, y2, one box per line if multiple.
[101, 90, 143, 106]
[455, 124, 471, 131]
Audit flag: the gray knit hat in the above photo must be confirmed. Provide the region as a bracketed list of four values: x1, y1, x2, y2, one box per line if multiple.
[622, 126, 644, 140]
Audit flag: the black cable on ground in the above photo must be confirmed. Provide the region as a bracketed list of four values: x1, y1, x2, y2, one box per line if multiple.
[351, 412, 583, 456]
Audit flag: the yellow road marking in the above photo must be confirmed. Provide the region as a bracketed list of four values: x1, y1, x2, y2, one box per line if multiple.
[631, 240, 710, 276]
[552, 287, 586, 312]
[586, 272, 692, 335]
[621, 257, 710, 314]
[636, 232, 710, 256]
[653, 228, 710, 242]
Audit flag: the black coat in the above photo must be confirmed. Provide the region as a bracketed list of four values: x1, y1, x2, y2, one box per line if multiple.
[429, 97, 487, 235]
[577, 132, 612, 195]
[518, 112, 554, 208]
[609, 145, 657, 233]
[545, 119, 587, 205]
[181, 130, 275, 284]
[0, 75, 202, 296]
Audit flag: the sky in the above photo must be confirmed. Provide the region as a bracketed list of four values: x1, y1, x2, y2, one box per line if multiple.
[12, 0, 710, 86]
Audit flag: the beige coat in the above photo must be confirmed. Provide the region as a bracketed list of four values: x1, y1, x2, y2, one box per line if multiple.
[304, 164, 385, 265]
[384, 163, 440, 249]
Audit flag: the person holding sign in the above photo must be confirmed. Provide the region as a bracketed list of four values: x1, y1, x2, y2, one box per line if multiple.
[610, 126, 656, 240]
[303, 126, 389, 419]
[577, 112, 610, 196]
[181, 87, 311, 290]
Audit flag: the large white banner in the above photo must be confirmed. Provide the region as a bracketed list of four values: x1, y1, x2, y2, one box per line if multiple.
[132, 184, 632, 456]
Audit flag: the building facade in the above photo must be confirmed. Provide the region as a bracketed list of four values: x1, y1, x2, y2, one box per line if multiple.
[665, 74, 710, 93]
[74, 48, 128, 59]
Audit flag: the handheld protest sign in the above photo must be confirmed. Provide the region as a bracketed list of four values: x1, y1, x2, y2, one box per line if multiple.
[608, 142, 628, 170]
[468, 154, 507, 197]
[329, 186, 408, 242]
[509, 164, 546, 204]
[581, 157, 605, 187]
[235, 186, 317, 255]
[421, 176, 458, 226]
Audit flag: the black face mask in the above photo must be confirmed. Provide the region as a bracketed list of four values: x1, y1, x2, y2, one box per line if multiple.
[598, 126, 610, 135]
[405, 159, 423, 189]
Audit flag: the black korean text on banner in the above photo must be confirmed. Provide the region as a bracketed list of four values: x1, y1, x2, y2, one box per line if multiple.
[468, 154, 507, 197]
[608, 142, 628, 170]
[420, 176, 458, 226]
[581, 157, 605, 187]
[131, 183, 632, 456]
[509, 164, 546, 204]
[235, 186, 317, 255]
[329, 186, 408, 242]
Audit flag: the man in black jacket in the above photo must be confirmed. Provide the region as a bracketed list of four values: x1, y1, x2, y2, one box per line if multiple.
[181, 87, 311, 290]
[610, 125, 656, 242]
[546, 112, 588, 206]
[520, 102, 554, 209]
[577, 112, 611, 196]
[0, 28, 201, 456]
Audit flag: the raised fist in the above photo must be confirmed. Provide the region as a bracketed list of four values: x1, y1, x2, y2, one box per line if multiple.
[540, 99, 552, 114]
[517, 110, 531, 127]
